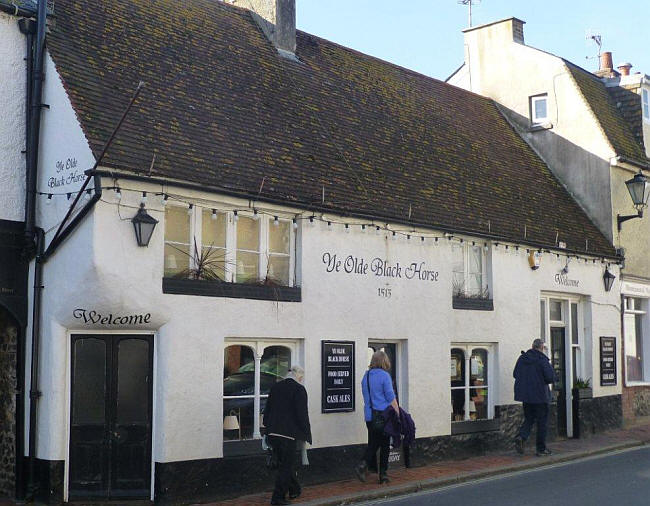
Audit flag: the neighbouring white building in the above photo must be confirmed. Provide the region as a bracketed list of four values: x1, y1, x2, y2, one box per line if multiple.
[0, 1, 625, 503]
[448, 17, 650, 425]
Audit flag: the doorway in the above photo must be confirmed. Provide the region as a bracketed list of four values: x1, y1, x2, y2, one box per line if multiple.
[69, 334, 153, 500]
[551, 328, 567, 437]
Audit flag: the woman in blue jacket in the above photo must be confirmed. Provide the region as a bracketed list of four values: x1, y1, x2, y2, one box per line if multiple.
[355, 350, 399, 484]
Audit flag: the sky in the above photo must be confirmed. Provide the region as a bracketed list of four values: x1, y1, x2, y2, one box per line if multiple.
[296, 0, 650, 82]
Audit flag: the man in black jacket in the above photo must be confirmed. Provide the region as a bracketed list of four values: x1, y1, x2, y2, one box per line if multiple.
[264, 365, 312, 505]
[513, 338, 555, 456]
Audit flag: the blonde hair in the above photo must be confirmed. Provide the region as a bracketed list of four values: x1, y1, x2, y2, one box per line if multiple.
[369, 350, 391, 371]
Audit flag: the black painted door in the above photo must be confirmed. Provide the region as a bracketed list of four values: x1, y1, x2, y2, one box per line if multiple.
[69, 334, 153, 500]
[551, 328, 567, 437]
[368, 343, 398, 399]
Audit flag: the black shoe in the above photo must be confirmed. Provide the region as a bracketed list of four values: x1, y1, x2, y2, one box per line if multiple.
[379, 473, 390, 484]
[354, 461, 367, 482]
[271, 498, 290, 505]
[515, 437, 524, 455]
[536, 448, 553, 456]
[289, 489, 301, 500]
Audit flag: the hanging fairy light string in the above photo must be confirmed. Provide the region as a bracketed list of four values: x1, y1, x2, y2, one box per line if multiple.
[35, 185, 621, 266]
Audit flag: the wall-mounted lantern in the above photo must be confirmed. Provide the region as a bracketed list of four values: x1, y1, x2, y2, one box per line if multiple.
[617, 171, 649, 231]
[603, 266, 616, 292]
[528, 250, 542, 270]
[131, 203, 158, 247]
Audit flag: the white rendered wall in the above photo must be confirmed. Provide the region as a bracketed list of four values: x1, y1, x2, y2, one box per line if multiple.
[454, 19, 616, 241]
[28, 179, 622, 464]
[0, 12, 26, 222]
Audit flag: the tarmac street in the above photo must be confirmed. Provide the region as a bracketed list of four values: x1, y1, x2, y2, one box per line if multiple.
[365, 446, 650, 506]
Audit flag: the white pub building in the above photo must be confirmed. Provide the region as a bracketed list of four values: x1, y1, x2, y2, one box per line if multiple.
[0, 0, 625, 503]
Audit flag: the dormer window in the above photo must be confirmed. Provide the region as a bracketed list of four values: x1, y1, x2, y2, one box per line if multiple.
[530, 94, 548, 125]
[643, 88, 649, 122]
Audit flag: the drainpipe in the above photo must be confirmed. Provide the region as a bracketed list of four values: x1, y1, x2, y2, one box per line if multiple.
[23, 0, 47, 258]
[16, 14, 37, 503]
[27, 229, 44, 499]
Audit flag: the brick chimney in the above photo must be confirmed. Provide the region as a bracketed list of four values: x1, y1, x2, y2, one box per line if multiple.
[600, 51, 613, 72]
[617, 62, 632, 76]
[232, 0, 296, 54]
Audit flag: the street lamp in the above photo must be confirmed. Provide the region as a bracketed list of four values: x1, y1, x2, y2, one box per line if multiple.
[131, 203, 158, 247]
[603, 266, 616, 292]
[617, 171, 649, 231]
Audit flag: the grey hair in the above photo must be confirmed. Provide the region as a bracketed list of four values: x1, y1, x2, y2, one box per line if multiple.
[532, 338, 544, 350]
[286, 365, 305, 382]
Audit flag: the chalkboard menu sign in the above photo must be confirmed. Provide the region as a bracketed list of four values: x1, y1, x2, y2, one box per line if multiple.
[600, 336, 616, 386]
[321, 341, 355, 413]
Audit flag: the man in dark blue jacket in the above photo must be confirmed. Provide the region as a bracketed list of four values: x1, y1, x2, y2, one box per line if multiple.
[513, 338, 555, 456]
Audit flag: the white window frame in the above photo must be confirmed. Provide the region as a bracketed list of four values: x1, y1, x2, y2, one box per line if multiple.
[163, 203, 194, 277]
[530, 94, 549, 125]
[452, 241, 489, 298]
[642, 88, 649, 122]
[450, 344, 494, 422]
[223, 339, 300, 442]
[540, 294, 585, 438]
[164, 207, 297, 286]
[624, 296, 650, 385]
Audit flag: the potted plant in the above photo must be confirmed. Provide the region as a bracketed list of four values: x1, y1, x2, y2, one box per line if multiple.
[572, 377, 592, 399]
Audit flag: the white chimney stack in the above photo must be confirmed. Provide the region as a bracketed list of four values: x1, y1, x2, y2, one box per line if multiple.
[232, 0, 296, 55]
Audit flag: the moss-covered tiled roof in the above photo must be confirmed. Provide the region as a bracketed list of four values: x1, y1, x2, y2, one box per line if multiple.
[607, 84, 645, 151]
[45, 0, 615, 256]
[565, 61, 648, 166]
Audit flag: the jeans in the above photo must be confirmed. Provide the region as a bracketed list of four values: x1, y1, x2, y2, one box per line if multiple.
[519, 402, 549, 452]
[269, 436, 301, 501]
[364, 421, 390, 474]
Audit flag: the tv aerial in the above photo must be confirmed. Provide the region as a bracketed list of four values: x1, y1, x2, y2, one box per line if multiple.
[458, 0, 481, 28]
[585, 29, 602, 65]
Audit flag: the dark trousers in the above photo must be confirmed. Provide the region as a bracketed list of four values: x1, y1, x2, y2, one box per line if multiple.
[269, 436, 300, 501]
[519, 402, 549, 451]
[364, 422, 390, 474]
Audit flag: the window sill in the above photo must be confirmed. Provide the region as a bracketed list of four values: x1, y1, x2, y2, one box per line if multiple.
[528, 122, 553, 132]
[452, 297, 494, 311]
[624, 381, 650, 387]
[162, 278, 301, 302]
[223, 439, 265, 457]
[451, 419, 499, 435]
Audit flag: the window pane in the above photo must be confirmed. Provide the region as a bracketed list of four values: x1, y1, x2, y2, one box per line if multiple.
[269, 220, 290, 254]
[625, 313, 642, 382]
[550, 300, 562, 321]
[165, 206, 190, 244]
[468, 273, 482, 295]
[451, 388, 465, 421]
[470, 349, 488, 385]
[452, 244, 464, 274]
[72, 338, 106, 425]
[164, 243, 189, 277]
[268, 256, 290, 285]
[572, 347, 580, 382]
[451, 349, 464, 384]
[540, 300, 546, 342]
[470, 387, 488, 420]
[260, 346, 291, 395]
[468, 246, 482, 274]
[534, 98, 547, 119]
[633, 298, 645, 312]
[223, 397, 253, 441]
[236, 251, 259, 282]
[224, 345, 255, 396]
[116, 339, 149, 424]
[202, 209, 226, 248]
[237, 216, 259, 251]
[571, 303, 579, 345]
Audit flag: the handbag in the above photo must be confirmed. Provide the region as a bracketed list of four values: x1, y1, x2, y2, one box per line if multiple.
[366, 371, 386, 433]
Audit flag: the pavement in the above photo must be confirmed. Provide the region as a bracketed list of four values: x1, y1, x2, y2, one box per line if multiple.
[213, 418, 650, 506]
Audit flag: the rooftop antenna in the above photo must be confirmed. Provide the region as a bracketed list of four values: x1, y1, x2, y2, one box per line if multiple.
[585, 29, 602, 68]
[458, 0, 481, 28]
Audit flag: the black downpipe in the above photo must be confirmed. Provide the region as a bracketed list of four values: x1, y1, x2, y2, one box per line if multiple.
[27, 229, 44, 499]
[16, 15, 37, 503]
[23, 0, 47, 257]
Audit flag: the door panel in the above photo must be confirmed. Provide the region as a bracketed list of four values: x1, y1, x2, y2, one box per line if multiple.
[70, 335, 153, 500]
[551, 328, 567, 437]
